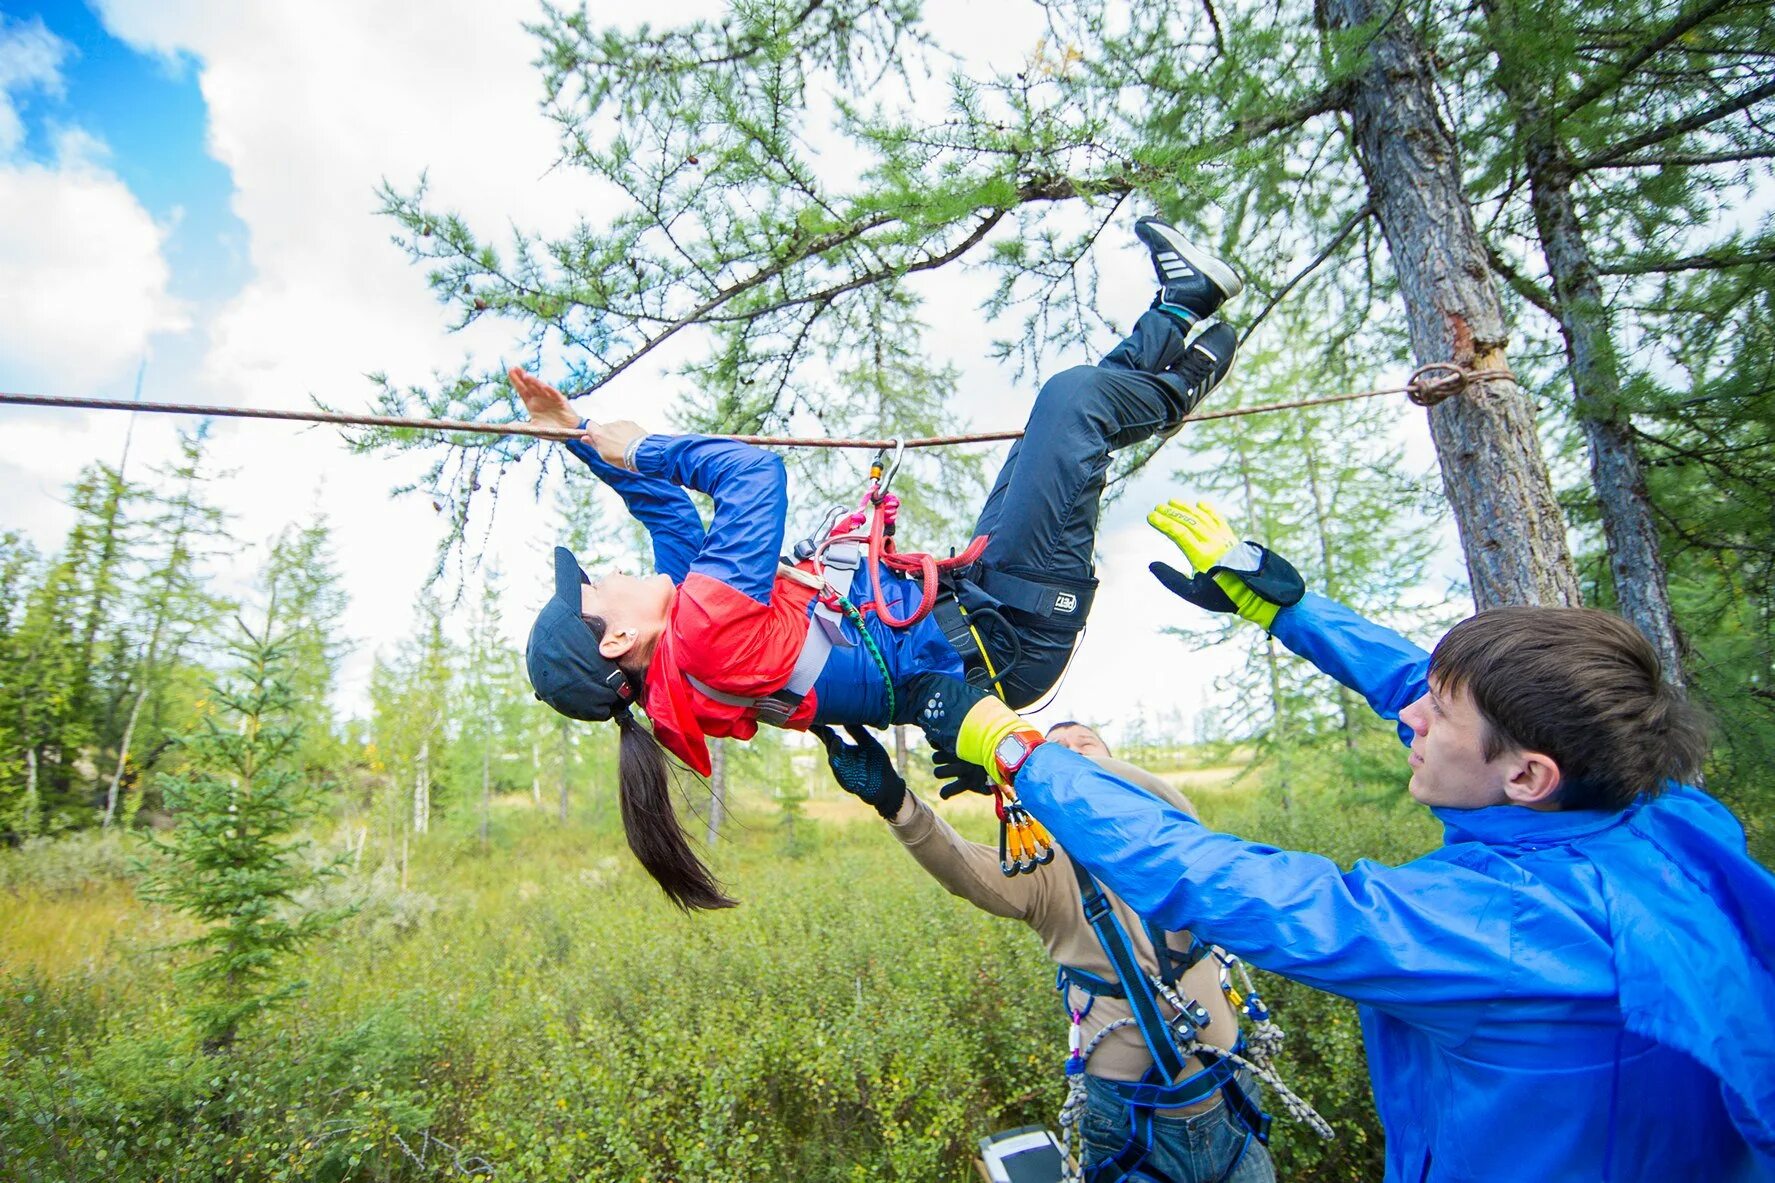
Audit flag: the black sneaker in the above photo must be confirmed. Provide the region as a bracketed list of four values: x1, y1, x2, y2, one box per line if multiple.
[1135, 216, 1243, 325]
[1163, 321, 1239, 432]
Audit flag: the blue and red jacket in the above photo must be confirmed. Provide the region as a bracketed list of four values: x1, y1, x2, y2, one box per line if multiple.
[1012, 594, 1775, 1182]
[566, 433, 962, 775]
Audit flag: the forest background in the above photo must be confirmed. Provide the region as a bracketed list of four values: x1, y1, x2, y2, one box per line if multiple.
[2, 0, 1771, 1179]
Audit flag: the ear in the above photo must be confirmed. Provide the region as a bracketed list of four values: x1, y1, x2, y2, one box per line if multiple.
[599, 627, 638, 661]
[1503, 749, 1563, 809]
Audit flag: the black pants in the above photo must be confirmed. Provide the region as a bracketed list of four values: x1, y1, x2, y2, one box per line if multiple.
[959, 308, 1200, 707]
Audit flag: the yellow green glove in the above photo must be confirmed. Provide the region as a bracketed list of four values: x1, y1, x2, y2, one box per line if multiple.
[955, 697, 1044, 786]
[1146, 499, 1305, 631]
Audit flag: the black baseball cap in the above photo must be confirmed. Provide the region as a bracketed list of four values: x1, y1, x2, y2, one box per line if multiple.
[526, 546, 636, 722]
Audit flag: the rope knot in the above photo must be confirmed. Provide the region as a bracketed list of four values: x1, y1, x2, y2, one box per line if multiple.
[1405, 363, 1517, 408]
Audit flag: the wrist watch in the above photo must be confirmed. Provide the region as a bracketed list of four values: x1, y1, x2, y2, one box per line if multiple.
[990, 728, 1045, 784]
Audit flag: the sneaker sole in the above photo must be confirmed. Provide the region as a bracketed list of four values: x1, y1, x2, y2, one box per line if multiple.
[1135, 216, 1245, 302]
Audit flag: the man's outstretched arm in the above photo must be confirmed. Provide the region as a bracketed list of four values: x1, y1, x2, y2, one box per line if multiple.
[1011, 744, 1612, 1019]
[1270, 594, 1428, 744]
[1148, 498, 1428, 744]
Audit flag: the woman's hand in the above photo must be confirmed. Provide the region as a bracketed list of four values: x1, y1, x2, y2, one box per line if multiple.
[583, 420, 648, 469]
[508, 368, 581, 434]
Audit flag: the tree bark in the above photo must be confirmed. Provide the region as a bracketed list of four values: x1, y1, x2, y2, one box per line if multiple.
[478, 741, 491, 846]
[1321, 0, 1580, 609]
[413, 738, 430, 835]
[1486, 6, 1687, 683]
[103, 685, 149, 828]
[705, 737, 727, 848]
[558, 718, 571, 823]
[23, 747, 40, 835]
[532, 739, 543, 807]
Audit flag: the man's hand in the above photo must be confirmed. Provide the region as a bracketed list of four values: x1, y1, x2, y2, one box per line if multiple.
[508, 368, 581, 434]
[931, 747, 993, 799]
[812, 725, 906, 820]
[1147, 498, 1305, 631]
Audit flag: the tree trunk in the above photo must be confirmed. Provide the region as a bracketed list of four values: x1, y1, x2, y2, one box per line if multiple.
[23, 747, 40, 836]
[413, 738, 430, 835]
[893, 724, 909, 777]
[479, 741, 491, 846]
[531, 738, 542, 807]
[1485, 12, 1687, 683]
[1322, 0, 1580, 609]
[1262, 634, 1293, 811]
[558, 718, 571, 823]
[705, 737, 727, 848]
[102, 685, 149, 828]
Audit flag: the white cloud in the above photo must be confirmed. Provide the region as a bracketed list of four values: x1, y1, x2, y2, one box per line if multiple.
[0, 14, 69, 154]
[79, 1, 624, 709]
[0, 141, 190, 392]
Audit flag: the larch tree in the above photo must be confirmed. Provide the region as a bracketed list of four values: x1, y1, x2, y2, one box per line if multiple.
[1473, 0, 1774, 681]
[368, 0, 1579, 614]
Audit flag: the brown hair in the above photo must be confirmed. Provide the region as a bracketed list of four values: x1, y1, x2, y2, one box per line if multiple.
[1428, 607, 1709, 811]
[585, 616, 735, 911]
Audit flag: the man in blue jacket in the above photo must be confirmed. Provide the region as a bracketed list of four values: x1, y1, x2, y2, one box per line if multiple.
[904, 500, 1775, 1182]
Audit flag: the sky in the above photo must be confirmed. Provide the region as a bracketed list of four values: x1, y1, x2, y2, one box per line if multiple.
[0, 0, 1460, 746]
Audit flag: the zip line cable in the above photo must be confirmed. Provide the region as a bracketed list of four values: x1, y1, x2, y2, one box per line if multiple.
[0, 365, 1507, 450]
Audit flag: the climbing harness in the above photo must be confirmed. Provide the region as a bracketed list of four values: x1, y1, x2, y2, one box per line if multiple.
[1053, 861, 1331, 1183]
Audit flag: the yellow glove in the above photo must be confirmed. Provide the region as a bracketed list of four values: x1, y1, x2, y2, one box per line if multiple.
[1147, 499, 1304, 631]
[955, 696, 1045, 786]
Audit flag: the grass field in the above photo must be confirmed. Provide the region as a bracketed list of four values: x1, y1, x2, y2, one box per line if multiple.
[1, 757, 1437, 1182]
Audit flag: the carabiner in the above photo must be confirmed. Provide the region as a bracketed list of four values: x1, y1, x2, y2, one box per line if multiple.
[868, 437, 905, 503]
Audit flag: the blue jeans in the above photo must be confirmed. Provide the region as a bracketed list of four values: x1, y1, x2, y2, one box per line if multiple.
[963, 308, 1200, 706]
[1080, 1070, 1276, 1183]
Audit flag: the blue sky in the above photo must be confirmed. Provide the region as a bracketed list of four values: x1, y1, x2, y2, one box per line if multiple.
[9, 2, 246, 304]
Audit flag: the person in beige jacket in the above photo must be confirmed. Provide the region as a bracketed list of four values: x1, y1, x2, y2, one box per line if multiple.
[813, 722, 1276, 1183]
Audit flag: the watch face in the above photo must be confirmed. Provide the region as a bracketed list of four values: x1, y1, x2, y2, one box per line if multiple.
[994, 733, 1030, 769]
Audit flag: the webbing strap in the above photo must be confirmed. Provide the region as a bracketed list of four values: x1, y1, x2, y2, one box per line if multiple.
[1069, 860, 1190, 1085]
[1148, 923, 1208, 987]
[976, 566, 1096, 623]
[686, 543, 860, 726]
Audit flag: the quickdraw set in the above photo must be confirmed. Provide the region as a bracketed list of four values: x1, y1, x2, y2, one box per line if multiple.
[996, 782, 1055, 875]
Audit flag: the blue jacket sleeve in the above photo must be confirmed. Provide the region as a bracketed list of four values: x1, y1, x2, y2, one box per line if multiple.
[1270, 593, 1431, 746]
[630, 435, 787, 603]
[565, 432, 705, 584]
[1013, 745, 1613, 1027]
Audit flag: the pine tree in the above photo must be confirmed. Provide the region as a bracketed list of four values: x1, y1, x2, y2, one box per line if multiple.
[1472, 0, 1774, 681]
[102, 428, 232, 828]
[261, 514, 352, 783]
[135, 618, 349, 1053]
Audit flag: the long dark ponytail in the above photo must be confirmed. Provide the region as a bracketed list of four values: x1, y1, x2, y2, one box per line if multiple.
[611, 709, 736, 910]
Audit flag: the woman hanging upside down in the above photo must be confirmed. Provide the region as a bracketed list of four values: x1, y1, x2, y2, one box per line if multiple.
[521, 217, 1242, 910]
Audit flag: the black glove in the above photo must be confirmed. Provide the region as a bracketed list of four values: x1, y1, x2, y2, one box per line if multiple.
[902, 671, 992, 755]
[931, 747, 994, 799]
[812, 724, 906, 820]
[1149, 546, 1305, 619]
